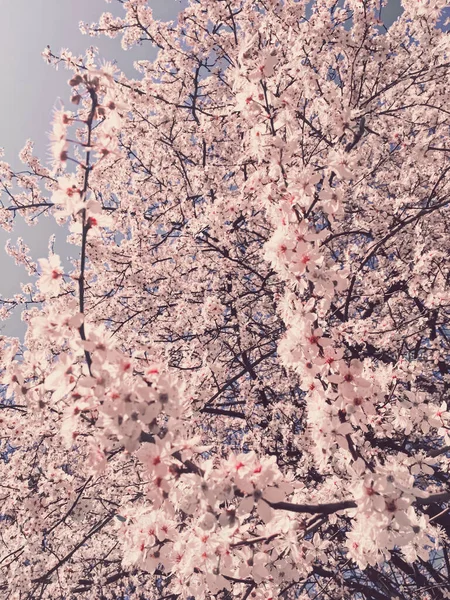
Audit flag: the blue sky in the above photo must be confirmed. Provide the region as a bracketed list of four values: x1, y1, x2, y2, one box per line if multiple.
[0, 0, 183, 336]
[0, 0, 185, 166]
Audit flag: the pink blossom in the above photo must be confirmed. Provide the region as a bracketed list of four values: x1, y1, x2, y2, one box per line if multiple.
[37, 254, 64, 295]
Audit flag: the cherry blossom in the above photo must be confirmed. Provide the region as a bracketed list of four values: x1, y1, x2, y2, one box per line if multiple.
[36, 253, 64, 295]
[0, 0, 450, 599]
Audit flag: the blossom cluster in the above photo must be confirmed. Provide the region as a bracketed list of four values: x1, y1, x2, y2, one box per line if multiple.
[1, 0, 450, 599]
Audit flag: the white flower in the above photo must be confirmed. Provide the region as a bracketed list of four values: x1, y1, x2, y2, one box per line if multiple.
[37, 254, 64, 295]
